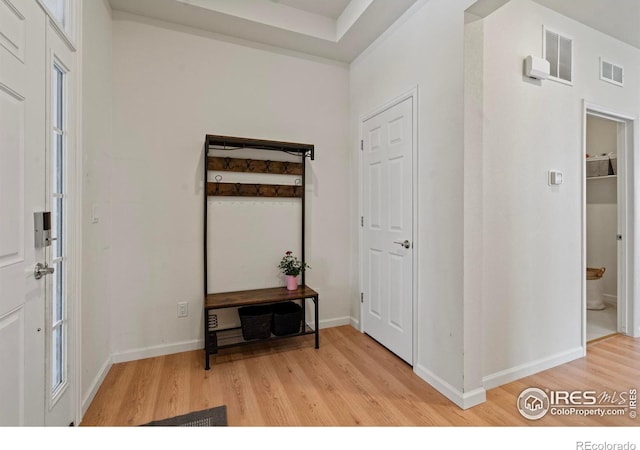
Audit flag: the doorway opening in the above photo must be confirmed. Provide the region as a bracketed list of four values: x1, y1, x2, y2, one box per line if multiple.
[583, 103, 635, 346]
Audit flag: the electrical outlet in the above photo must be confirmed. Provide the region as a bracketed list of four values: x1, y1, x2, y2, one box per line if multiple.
[178, 302, 188, 318]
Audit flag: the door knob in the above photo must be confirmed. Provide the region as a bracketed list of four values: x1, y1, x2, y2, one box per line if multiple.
[393, 240, 411, 249]
[34, 262, 55, 280]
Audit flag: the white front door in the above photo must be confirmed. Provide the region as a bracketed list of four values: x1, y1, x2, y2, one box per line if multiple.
[362, 96, 414, 364]
[0, 0, 47, 425]
[44, 18, 75, 426]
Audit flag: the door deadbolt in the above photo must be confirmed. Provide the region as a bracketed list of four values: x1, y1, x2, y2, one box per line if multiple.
[34, 262, 54, 280]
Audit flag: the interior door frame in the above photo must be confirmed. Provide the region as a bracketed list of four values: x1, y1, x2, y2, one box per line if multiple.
[582, 100, 639, 349]
[359, 86, 419, 365]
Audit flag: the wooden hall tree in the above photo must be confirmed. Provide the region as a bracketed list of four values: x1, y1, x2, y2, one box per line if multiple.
[202, 135, 319, 370]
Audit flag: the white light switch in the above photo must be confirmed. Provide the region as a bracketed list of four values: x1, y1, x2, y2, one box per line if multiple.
[549, 170, 563, 186]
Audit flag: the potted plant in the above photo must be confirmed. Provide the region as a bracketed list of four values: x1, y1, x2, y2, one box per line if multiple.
[278, 251, 310, 290]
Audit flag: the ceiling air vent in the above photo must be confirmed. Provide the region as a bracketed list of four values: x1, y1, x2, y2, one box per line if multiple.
[600, 58, 624, 86]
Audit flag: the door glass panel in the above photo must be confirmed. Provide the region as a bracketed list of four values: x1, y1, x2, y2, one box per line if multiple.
[53, 197, 62, 259]
[52, 326, 63, 390]
[42, 0, 66, 27]
[53, 261, 63, 323]
[50, 63, 66, 397]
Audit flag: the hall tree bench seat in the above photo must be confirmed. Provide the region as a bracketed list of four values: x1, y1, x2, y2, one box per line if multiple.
[203, 286, 319, 370]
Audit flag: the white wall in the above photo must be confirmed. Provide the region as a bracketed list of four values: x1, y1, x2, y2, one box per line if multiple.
[586, 116, 617, 299]
[480, 0, 640, 386]
[350, 0, 483, 408]
[110, 13, 350, 359]
[464, 13, 485, 398]
[81, 0, 113, 414]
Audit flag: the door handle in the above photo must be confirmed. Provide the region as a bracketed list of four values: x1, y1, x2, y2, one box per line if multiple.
[393, 240, 411, 249]
[34, 262, 55, 280]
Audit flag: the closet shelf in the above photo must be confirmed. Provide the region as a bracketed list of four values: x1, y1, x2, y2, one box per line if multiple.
[207, 182, 302, 197]
[587, 175, 617, 180]
[208, 156, 303, 175]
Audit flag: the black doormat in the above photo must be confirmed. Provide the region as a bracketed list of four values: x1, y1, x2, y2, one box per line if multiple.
[142, 405, 227, 426]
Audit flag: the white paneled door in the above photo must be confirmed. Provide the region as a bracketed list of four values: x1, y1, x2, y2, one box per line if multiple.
[362, 96, 414, 364]
[0, 0, 47, 425]
[1, 1, 76, 426]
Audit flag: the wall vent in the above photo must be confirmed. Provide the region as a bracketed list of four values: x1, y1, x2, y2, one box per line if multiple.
[600, 58, 624, 86]
[543, 27, 573, 84]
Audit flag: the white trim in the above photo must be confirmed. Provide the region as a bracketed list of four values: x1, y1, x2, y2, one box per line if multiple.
[318, 316, 352, 329]
[109, 315, 352, 365]
[80, 356, 111, 420]
[482, 346, 584, 390]
[358, 86, 419, 366]
[73, 0, 83, 427]
[414, 364, 486, 410]
[306, 316, 352, 330]
[111, 339, 204, 365]
[349, 316, 360, 329]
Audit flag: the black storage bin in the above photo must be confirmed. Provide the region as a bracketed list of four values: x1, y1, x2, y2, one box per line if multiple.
[238, 305, 272, 340]
[271, 302, 302, 336]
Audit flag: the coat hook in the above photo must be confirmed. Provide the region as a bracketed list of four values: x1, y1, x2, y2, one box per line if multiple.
[215, 175, 223, 182]
[295, 178, 302, 186]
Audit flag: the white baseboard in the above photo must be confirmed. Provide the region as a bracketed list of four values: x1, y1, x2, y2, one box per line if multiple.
[602, 294, 617, 307]
[307, 316, 352, 330]
[350, 316, 360, 329]
[482, 346, 584, 390]
[414, 364, 486, 409]
[80, 356, 113, 419]
[111, 338, 204, 364]
[109, 316, 352, 365]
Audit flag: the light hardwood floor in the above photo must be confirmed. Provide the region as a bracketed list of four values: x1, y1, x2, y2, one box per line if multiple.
[81, 325, 639, 426]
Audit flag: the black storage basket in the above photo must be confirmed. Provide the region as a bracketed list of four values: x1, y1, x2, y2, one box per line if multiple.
[238, 305, 272, 340]
[271, 302, 302, 336]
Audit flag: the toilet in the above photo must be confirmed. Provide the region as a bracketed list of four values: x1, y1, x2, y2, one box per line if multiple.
[586, 267, 606, 310]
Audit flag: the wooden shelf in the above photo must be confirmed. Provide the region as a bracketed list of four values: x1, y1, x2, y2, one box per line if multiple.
[212, 324, 315, 350]
[205, 286, 319, 310]
[206, 134, 314, 160]
[204, 285, 319, 370]
[207, 182, 302, 198]
[208, 156, 303, 175]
